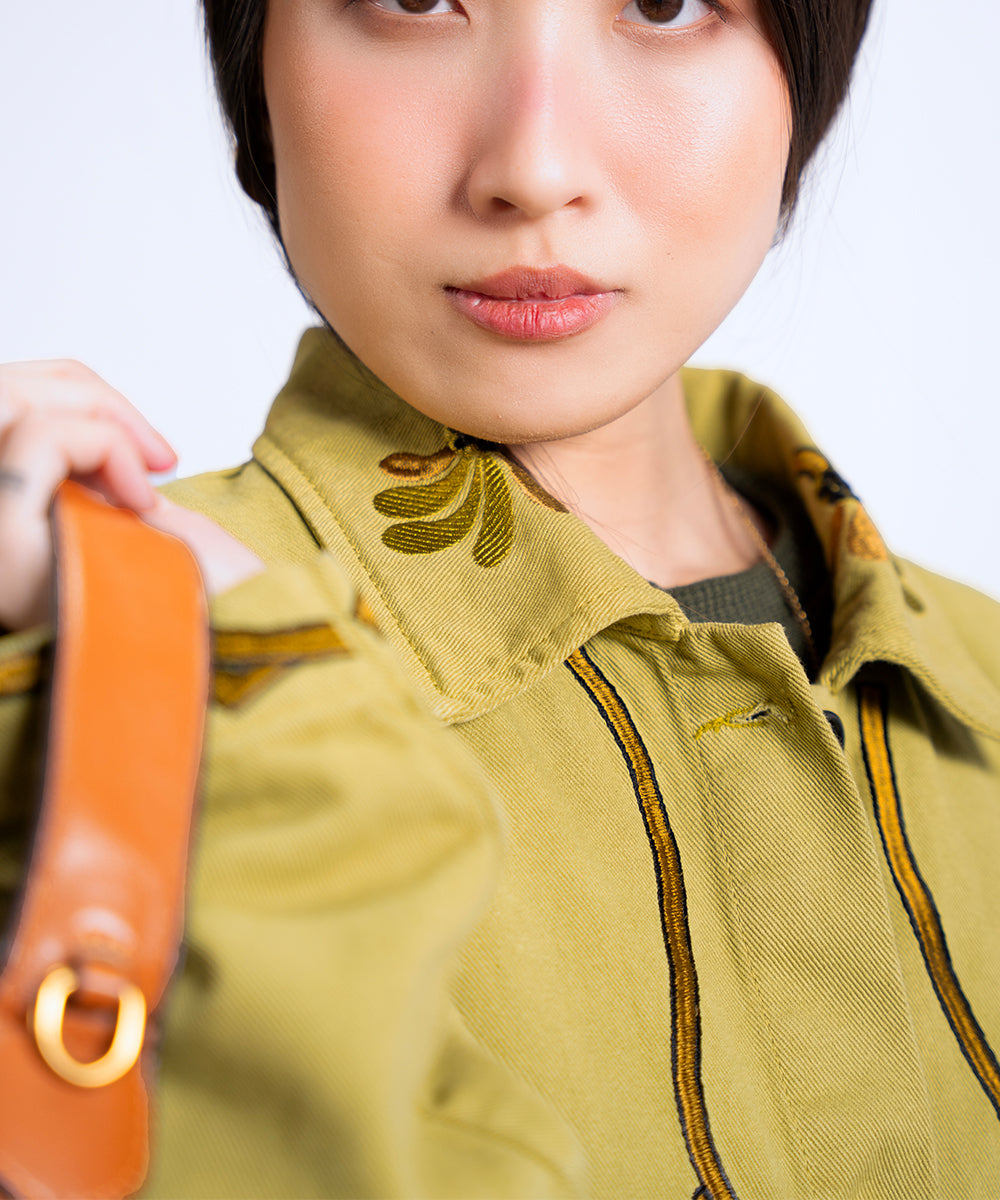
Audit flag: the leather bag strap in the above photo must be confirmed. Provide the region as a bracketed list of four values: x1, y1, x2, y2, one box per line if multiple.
[0, 482, 209, 1199]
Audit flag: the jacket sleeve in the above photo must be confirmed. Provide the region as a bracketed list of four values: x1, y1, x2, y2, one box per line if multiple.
[0, 556, 584, 1200]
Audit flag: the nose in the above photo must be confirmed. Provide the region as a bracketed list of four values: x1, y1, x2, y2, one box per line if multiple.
[465, 52, 602, 221]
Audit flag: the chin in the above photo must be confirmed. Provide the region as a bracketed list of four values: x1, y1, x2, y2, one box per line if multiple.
[360, 337, 691, 447]
[454, 404, 635, 446]
[390, 380, 648, 445]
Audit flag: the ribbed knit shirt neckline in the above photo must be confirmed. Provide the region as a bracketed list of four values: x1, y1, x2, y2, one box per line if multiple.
[662, 464, 833, 673]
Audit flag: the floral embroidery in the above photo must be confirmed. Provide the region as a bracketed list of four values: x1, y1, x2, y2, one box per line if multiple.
[374, 435, 567, 568]
[845, 506, 889, 562]
[794, 448, 858, 504]
[794, 447, 888, 563]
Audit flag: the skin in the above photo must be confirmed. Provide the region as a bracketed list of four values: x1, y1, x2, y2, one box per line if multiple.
[264, 0, 792, 585]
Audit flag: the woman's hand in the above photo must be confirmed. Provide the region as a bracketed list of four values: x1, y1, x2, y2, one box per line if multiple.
[0, 360, 264, 631]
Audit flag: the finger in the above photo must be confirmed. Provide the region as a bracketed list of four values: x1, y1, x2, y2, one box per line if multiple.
[0, 360, 176, 471]
[0, 410, 158, 520]
[0, 413, 160, 630]
[0, 389, 26, 434]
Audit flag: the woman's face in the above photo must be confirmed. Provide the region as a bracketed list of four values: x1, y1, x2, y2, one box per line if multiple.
[263, 0, 789, 443]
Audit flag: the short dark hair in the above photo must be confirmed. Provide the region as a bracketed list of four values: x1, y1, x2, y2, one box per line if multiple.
[202, 0, 874, 234]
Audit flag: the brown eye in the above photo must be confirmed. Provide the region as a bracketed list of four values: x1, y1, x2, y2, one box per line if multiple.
[372, 0, 456, 13]
[618, 0, 713, 27]
[635, 0, 683, 20]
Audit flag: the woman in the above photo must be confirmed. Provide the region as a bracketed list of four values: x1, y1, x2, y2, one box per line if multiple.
[1, 1, 998, 1197]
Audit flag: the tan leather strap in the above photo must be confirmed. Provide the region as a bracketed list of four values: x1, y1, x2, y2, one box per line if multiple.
[0, 482, 209, 1200]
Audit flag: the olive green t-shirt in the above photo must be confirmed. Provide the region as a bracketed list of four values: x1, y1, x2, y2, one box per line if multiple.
[666, 466, 833, 673]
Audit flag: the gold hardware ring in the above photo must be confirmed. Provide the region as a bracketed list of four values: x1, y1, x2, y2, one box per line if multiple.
[32, 964, 146, 1088]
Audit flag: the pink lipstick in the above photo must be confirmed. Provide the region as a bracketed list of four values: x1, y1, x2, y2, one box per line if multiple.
[446, 266, 621, 341]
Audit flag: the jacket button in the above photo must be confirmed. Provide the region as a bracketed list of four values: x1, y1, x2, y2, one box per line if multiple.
[824, 710, 846, 749]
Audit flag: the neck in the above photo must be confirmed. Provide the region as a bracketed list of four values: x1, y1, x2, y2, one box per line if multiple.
[508, 372, 764, 589]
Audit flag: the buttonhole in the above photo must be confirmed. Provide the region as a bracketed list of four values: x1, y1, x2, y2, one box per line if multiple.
[694, 700, 792, 740]
[824, 710, 846, 749]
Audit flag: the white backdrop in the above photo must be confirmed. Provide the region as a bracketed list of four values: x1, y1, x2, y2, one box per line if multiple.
[1, 1, 997, 598]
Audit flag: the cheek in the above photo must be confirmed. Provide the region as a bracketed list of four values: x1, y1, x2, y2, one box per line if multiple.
[699, 65, 789, 227]
[622, 49, 789, 249]
[265, 25, 457, 290]
[268, 69, 385, 271]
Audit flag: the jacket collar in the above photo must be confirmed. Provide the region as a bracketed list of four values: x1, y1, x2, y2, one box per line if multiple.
[682, 369, 1000, 740]
[254, 329, 1000, 738]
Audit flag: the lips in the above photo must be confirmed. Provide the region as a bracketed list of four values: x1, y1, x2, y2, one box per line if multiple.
[454, 266, 610, 300]
[445, 265, 622, 341]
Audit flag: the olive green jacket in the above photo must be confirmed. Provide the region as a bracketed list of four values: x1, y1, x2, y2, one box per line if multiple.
[2, 329, 999, 1199]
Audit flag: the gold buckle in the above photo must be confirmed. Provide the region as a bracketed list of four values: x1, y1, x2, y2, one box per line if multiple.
[32, 964, 146, 1088]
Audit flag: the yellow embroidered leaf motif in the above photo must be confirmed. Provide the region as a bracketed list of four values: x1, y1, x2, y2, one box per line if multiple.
[508, 458, 569, 513]
[374, 451, 471, 519]
[381, 457, 484, 555]
[473, 456, 514, 567]
[379, 446, 457, 479]
[374, 437, 567, 567]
